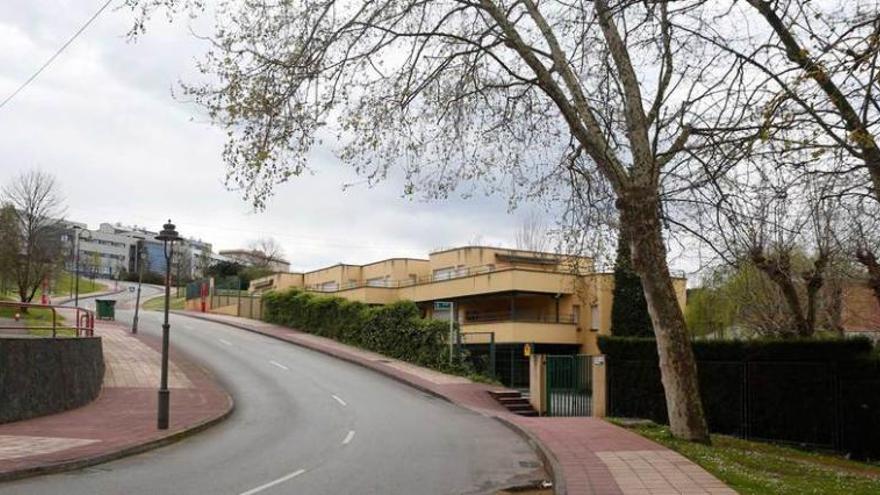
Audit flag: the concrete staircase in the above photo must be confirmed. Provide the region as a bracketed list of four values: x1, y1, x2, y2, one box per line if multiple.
[489, 390, 538, 417]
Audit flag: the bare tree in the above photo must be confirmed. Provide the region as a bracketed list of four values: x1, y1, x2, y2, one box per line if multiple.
[688, 160, 846, 338]
[514, 211, 549, 252]
[843, 197, 880, 308]
[124, 0, 756, 441]
[1, 170, 66, 305]
[0, 204, 21, 295]
[248, 237, 287, 269]
[738, 0, 880, 202]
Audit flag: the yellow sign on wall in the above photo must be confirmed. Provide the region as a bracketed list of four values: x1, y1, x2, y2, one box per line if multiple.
[523, 343, 532, 357]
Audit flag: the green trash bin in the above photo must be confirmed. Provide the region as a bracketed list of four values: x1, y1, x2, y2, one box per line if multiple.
[95, 299, 116, 320]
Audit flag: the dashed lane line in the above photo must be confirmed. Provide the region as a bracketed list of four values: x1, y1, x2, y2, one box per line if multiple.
[269, 360, 289, 371]
[331, 394, 347, 407]
[239, 469, 306, 495]
[342, 430, 355, 445]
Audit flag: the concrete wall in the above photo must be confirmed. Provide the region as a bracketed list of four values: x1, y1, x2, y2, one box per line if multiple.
[250, 272, 305, 294]
[0, 337, 104, 424]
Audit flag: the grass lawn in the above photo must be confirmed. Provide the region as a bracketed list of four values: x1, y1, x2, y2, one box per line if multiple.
[48, 272, 108, 297]
[1, 273, 108, 301]
[613, 420, 880, 495]
[143, 296, 185, 311]
[0, 298, 73, 336]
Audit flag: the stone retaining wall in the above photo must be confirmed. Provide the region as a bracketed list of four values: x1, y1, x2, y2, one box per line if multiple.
[0, 337, 104, 424]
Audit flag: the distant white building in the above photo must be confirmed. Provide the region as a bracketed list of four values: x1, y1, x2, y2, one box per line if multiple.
[63, 222, 217, 279]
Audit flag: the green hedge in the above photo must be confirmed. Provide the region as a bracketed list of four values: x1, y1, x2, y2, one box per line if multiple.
[598, 336, 879, 460]
[262, 289, 460, 372]
[598, 336, 873, 362]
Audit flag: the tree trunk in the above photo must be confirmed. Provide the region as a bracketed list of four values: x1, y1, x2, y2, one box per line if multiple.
[620, 189, 710, 443]
[856, 248, 880, 310]
[750, 251, 811, 337]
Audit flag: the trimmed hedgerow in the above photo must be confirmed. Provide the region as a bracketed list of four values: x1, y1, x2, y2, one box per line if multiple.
[598, 336, 880, 460]
[262, 289, 462, 372]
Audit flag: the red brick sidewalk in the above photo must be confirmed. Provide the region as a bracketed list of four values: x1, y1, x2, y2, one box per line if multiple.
[178, 311, 733, 495]
[0, 320, 233, 481]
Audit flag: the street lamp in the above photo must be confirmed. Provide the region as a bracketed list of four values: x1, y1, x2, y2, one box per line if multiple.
[155, 220, 181, 430]
[72, 226, 90, 307]
[131, 236, 145, 334]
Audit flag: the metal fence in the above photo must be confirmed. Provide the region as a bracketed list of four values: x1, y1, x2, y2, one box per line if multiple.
[545, 355, 593, 417]
[607, 357, 880, 456]
[0, 301, 95, 338]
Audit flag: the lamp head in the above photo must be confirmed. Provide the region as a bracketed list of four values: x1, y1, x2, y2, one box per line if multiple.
[155, 220, 181, 243]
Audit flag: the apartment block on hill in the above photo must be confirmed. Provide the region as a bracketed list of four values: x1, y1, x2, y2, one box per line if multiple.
[249, 246, 687, 388]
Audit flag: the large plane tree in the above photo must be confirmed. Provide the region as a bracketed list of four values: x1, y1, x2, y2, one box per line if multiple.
[125, 0, 767, 442]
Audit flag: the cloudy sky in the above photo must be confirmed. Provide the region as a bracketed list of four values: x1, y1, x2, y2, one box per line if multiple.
[0, 0, 545, 272]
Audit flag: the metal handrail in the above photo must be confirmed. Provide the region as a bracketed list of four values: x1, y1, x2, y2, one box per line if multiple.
[302, 262, 688, 294]
[0, 301, 95, 338]
[463, 310, 577, 324]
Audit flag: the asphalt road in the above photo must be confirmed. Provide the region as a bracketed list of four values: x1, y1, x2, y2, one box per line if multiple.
[1, 283, 542, 495]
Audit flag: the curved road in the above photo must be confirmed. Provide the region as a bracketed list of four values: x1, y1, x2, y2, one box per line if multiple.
[1, 283, 542, 494]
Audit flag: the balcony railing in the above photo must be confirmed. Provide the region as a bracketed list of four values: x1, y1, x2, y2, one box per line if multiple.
[304, 263, 582, 292]
[463, 310, 577, 325]
[302, 263, 686, 294]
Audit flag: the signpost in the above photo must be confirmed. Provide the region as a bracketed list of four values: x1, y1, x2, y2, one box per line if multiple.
[435, 301, 455, 364]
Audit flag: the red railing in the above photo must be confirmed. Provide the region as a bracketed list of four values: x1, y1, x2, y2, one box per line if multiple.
[0, 301, 95, 338]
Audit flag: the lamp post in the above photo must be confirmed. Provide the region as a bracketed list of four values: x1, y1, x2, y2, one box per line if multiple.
[131, 236, 145, 334]
[72, 226, 87, 307]
[155, 220, 181, 430]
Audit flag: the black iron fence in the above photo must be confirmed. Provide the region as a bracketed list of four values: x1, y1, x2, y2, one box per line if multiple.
[602, 337, 880, 459]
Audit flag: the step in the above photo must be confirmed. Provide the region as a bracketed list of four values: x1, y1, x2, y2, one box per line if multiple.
[488, 390, 521, 399]
[498, 397, 531, 406]
[507, 404, 536, 413]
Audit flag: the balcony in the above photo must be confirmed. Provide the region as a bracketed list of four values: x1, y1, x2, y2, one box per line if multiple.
[460, 320, 581, 345]
[463, 310, 577, 325]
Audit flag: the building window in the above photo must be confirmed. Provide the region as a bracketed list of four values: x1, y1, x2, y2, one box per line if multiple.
[433, 267, 455, 281]
[590, 304, 600, 331]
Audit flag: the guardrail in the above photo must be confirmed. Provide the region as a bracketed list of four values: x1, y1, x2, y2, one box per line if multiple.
[463, 310, 577, 324]
[0, 301, 95, 338]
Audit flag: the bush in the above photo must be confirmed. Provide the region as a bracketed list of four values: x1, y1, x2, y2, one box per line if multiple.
[262, 289, 463, 372]
[598, 336, 880, 459]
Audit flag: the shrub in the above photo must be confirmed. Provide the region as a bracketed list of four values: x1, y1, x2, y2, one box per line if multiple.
[262, 289, 463, 372]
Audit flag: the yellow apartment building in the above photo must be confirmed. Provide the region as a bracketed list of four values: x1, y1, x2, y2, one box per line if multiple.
[250, 246, 687, 388]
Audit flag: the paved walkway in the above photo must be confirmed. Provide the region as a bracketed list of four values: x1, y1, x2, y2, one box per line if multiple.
[0, 319, 232, 481]
[179, 311, 733, 495]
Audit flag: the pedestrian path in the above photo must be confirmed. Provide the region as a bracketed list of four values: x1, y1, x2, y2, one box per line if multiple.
[0, 320, 232, 481]
[183, 311, 733, 495]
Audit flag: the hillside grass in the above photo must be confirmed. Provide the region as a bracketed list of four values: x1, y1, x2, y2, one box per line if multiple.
[613, 420, 880, 495]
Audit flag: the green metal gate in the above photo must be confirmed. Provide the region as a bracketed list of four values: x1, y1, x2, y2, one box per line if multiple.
[545, 355, 593, 416]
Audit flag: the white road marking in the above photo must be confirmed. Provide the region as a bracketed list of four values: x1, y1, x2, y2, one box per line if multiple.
[269, 360, 289, 371]
[239, 469, 306, 495]
[331, 395, 347, 407]
[342, 430, 355, 445]
[218, 339, 232, 346]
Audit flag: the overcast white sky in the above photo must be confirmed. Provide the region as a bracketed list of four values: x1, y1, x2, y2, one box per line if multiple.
[0, 1, 542, 272]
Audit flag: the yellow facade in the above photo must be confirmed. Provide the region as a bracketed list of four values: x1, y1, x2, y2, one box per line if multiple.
[249, 246, 687, 355]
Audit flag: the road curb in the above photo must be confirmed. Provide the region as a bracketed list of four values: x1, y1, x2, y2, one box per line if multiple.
[494, 416, 565, 495]
[0, 396, 234, 483]
[54, 288, 127, 306]
[172, 311, 564, 494]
